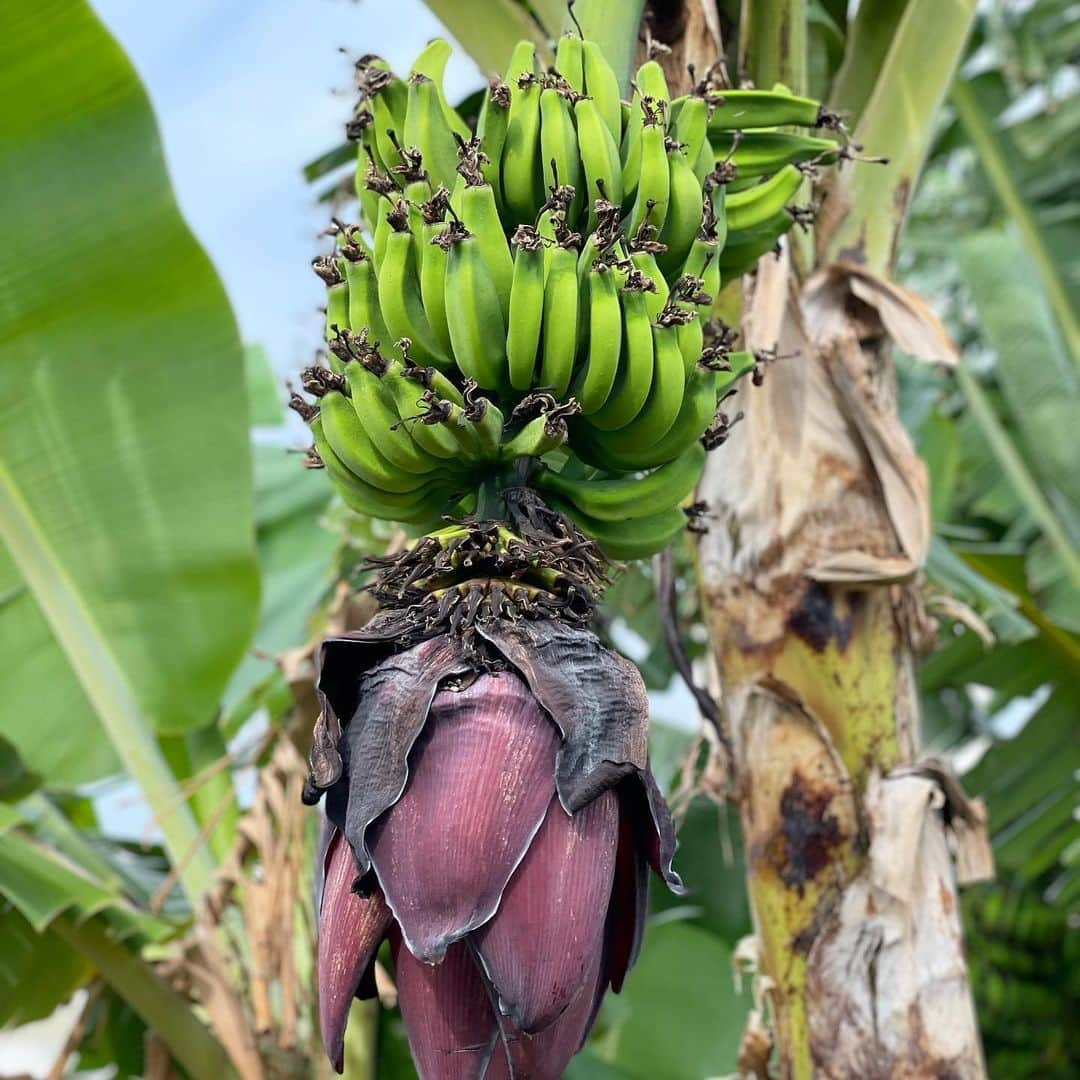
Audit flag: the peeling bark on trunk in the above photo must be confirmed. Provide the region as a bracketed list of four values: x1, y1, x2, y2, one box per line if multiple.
[695, 247, 990, 1077]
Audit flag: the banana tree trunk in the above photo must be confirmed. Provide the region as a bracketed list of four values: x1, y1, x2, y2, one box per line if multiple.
[645, 2, 990, 1076]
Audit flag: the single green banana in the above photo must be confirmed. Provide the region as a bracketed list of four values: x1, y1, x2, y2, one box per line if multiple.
[539, 83, 584, 224]
[627, 113, 670, 237]
[500, 42, 544, 224]
[658, 143, 704, 274]
[710, 130, 842, 180]
[370, 94, 407, 189]
[499, 412, 570, 460]
[453, 180, 514, 323]
[538, 441, 705, 521]
[671, 95, 710, 173]
[419, 214, 453, 356]
[628, 243, 670, 321]
[581, 39, 622, 146]
[314, 256, 350, 345]
[476, 78, 511, 194]
[549, 495, 688, 560]
[724, 164, 804, 234]
[463, 390, 505, 459]
[538, 236, 581, 397]
[574, 95, 624, 232]
[553, 32, 584, 95]
[404, 73, 459, 192]
[442, 225, 507, 391]
[320, 390, 443, 492]
[673, 238, 720, 372]
[409, 37, 470, 141]
[707, 88, 834, 131]
[572, 260, 622, 414]
[506, 225, 546, 391]
[635, 58, 672, 105]
[377, 220, 452, 368]
[623, 59, 669, 199]
[372, 193, 399, 267]
[588, 272, 656, 431]
[342, 249, 393, 351]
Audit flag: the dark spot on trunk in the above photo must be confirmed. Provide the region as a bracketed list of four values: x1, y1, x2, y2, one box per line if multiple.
[768, 773, 843, 895]
[787, 582, 854, 652]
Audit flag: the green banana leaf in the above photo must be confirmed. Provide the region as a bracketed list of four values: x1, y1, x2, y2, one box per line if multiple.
[0, 0, 259, 799]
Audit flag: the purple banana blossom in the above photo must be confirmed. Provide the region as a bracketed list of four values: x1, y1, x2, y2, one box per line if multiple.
[311, 616, 682, 1078]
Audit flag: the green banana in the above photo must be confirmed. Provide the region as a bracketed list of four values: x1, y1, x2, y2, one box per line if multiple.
[340, 353, 442, 475]
[343, 249, 393, 350]
[712, 130, 841, 180]
[453, 180, 514, 323]
[476, 78, 511, 194]
[442, 224, 507, 391]
[500, 411, 571, 460]
[670, 95, 710, 174]
[581, 39, 622, 146]
[319, 390, 444, 492]
[538, 235, 581, 397]
[627, 109, 669, 237]
[539, 82, 584, 224]
[588, 271, 655, 431]
[707, 88, 834, 131]
[310, 415, 455, 524]
[377, 219, 451, 368]
[408, 37, 470, 141]
[463, 388, 505, 459]
[574, 95, 624, 232]
[633, 367, 719, 468]
[572, 259, 622, 414]
[573, 321, 685, 468]
[404, 73, 459, 192]
[506, 225, 546, 391]
[714, 212, 791, 276]
[538, 441, 705, 521]
[418, 197, 453, 357]
[314, 256, 349, 344]
[553, 32, 584, 95]
[383, 361, 465, 461]
[658, 142, 704, 274]
[500, 42, 544, 224]
[549, 495, 688, 560]
[628, 242, 670, 321]
[724, 164, 804, 235]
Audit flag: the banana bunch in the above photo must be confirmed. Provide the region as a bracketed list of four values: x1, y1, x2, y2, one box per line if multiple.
[300, 32, 842, 560]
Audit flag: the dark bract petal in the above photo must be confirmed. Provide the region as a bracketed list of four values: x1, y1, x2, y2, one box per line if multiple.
[484, 948, 605, 1079]
[370, 673, 559, 962]
[393, 936, 500, 1080]
[317, 829, 393, 1073]
[604, 795, 650, 994]
[474, 789, 618, 1033]
[476, 620, 649, 812]
[335, 635, 472, 875]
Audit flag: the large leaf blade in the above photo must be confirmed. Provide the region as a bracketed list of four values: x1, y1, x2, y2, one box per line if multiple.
[0, 0, 260, 897]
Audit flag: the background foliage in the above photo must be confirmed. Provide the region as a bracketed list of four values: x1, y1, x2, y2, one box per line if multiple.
[0, 0, 1075, 1077]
